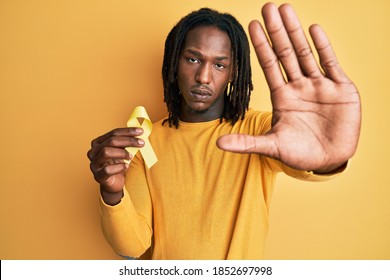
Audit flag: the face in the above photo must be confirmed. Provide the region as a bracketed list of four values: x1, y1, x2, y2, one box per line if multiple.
[177, 26, 233, 122]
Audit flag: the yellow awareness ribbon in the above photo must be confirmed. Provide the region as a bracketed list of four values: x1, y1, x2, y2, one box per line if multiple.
[125, 106, 157, 169]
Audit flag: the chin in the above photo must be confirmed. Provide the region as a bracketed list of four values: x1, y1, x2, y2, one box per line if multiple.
[185, 104, 209, 114]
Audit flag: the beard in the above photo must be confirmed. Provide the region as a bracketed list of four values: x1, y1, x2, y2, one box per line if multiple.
[184, 104, 210, 114]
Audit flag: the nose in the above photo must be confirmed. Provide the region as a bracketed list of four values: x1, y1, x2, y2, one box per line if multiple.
[195, 63, 212, 84]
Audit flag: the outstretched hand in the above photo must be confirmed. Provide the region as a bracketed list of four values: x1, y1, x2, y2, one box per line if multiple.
[217, 3, 361, 173]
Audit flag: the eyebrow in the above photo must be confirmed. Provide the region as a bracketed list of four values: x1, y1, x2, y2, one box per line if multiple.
[184, 49, 231, 61]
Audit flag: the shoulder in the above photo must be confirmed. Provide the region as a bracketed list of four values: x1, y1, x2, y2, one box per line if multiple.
[243, 109, 271, 123]
[150, 117, 176, 136]
[233, 109, 272, 134]
[152, 117, 167, 127]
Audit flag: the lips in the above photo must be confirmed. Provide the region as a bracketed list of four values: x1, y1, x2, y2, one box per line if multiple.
[189, 86, 213, 101]
[190, 92, 210, 101]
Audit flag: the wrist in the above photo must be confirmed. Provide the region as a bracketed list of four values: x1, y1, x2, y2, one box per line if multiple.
[313, 161, 348, 175]
[100, 187, 124, 206]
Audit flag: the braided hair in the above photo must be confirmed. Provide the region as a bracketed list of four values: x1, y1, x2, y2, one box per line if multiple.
[162, 8, 253, 128]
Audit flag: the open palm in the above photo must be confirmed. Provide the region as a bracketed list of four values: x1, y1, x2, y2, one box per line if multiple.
[217, 3, 361, 173]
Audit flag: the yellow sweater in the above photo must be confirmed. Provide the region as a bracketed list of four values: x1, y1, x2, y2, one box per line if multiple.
[100, 109, 340, 259]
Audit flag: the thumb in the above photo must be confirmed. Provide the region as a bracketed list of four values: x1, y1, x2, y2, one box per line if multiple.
[216, 134, 278, 157]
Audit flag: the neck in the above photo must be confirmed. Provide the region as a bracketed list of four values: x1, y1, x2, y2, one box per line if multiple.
[179, 97, 224, 123]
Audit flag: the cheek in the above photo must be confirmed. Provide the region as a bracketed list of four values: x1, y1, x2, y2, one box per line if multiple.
[177, 67, 195, 88]
[176, 72, 186, 90]
[178, 63, 194, 78]
[215, 75, 230, 91]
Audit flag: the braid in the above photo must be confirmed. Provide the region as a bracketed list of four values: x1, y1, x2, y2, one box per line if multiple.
[162, 8, 253, 128]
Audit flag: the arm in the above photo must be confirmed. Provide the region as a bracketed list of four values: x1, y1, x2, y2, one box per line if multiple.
[217, 3, 361, 173]
[87, 128, 153, 257]
[99, 155, 153, 258]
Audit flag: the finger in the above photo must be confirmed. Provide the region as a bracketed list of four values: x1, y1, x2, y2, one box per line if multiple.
[88, 136, 127, 160]
[90, 158, 127, 174]
[92, 127, 144, 147]
[89, 133, 144, 160]
[216, 134, 278, 159]
[93, 163, 128, 185]
[102, 135, 145, 149]
[309, 24, 350, 83]
[249, 20, 286, 91]
[278, 4, 322, 78]
[261, 3, 303, 81]
[93, 146, 132, 167]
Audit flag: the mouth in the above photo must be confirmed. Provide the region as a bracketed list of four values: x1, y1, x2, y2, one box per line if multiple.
[189, 87, 213, 101]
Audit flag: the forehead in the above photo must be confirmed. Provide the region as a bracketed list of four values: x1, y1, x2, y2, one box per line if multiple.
[182, 26, 232, 55]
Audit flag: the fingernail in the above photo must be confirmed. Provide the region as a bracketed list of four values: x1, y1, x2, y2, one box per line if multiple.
[138, 139, 144, 145]
[135, 128, 143, 133]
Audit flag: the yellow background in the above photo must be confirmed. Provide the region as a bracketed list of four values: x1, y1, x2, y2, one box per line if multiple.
[1, 0, 389, 259]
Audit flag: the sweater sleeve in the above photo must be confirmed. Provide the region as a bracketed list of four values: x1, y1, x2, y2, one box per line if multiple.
[99, 154, 153, 258]
[278, 160, 349, 182]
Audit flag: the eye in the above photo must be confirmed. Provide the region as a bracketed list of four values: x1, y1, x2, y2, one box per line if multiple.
[215, 63, 226, 70]
[187, 57, 200, 64]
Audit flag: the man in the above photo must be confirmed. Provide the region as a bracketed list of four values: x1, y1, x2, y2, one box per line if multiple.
[87, 3, 361, 259]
